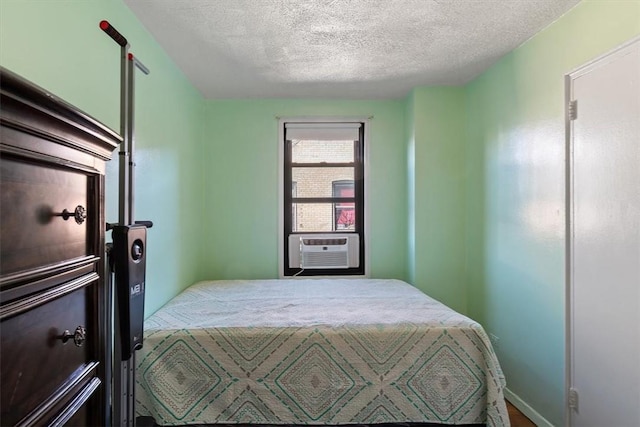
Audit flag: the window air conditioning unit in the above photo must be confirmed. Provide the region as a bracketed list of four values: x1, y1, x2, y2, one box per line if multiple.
[288, 234, 359, 269]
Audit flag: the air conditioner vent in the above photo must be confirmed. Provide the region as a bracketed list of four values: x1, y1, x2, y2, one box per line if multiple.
[302, 238, 347, 246]
[303, 251, 348, 268]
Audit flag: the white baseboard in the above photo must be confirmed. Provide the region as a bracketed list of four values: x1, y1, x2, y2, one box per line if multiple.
[504, 387, 555, 427]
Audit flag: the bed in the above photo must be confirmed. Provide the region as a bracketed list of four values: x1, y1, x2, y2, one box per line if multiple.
[135, 279, 509, 427]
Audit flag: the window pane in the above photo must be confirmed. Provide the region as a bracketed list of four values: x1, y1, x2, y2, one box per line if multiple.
[332, 180, 353, 197]
[291, 139, 354, 163]
[292, 167, 354, 198]
[335, 203, 356, 230]
[332, 180, 355, 230]
[292, 203, 357, 232]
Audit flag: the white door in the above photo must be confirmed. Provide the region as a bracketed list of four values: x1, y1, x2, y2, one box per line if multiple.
[567, 37, 640, 427]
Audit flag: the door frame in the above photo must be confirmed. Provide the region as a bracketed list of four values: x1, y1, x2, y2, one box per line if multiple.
[564, 35, 640, 427]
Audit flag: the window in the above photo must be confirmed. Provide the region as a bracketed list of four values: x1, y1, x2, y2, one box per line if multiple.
[332, 180, 355, 230]
[283, 121, 365, 276]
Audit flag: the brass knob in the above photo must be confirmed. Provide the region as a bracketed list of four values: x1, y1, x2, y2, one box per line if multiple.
[59, 205, 87, 224]
[59, 326, 87, 347]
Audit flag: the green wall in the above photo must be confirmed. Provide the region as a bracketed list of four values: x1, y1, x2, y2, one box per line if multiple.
[0, 0, 204, 317]
[408, 87, 467, 314]
[405, 92, 417, 286]
[201, 99, 408, 281]
[464, 1, 640, 425]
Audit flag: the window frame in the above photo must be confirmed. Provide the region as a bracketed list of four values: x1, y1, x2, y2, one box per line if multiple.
[278, 117, 370, 278]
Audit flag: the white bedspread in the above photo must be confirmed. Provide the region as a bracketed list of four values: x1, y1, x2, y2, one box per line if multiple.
[136, 279, 509, 426]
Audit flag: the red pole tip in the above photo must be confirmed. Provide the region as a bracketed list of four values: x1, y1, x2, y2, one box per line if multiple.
[99, 20, 110, 30]
[128, 53, 134, 60]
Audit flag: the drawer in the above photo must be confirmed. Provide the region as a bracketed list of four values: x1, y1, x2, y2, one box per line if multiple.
[16, 368, 101, 427]
[47, 377, 101, 427]
[0, 155, 95, 276]
[0, 274, 98, 426]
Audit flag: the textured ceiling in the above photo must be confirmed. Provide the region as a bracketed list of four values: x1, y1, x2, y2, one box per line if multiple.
[124, 0, 580, 99]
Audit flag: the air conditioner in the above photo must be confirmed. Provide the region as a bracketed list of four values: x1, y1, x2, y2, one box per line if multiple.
[288, 234, 359, 269]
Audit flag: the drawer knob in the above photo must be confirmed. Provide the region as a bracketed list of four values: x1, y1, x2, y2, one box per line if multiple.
[59, 205, 87, 224]
[60, 326, 87, 347]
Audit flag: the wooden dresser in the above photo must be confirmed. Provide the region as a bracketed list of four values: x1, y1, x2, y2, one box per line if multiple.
[0, 68, 119, 426]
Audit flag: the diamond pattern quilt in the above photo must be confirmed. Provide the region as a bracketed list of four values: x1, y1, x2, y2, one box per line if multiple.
[136, 279, 509, 426]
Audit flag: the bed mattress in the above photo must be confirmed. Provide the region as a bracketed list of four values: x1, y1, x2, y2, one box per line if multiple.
[135, 279, 509, 426]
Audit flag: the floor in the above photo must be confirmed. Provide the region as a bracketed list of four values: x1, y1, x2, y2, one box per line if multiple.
[507, 401, 536, 427]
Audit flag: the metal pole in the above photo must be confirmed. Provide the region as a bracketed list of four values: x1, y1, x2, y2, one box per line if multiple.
[100, 20, 131, 427]
[101, 21, 150, 427]
[126, 54, 135, 227]
[104, 245, 113, 427]
[124, 54, 136, 427]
